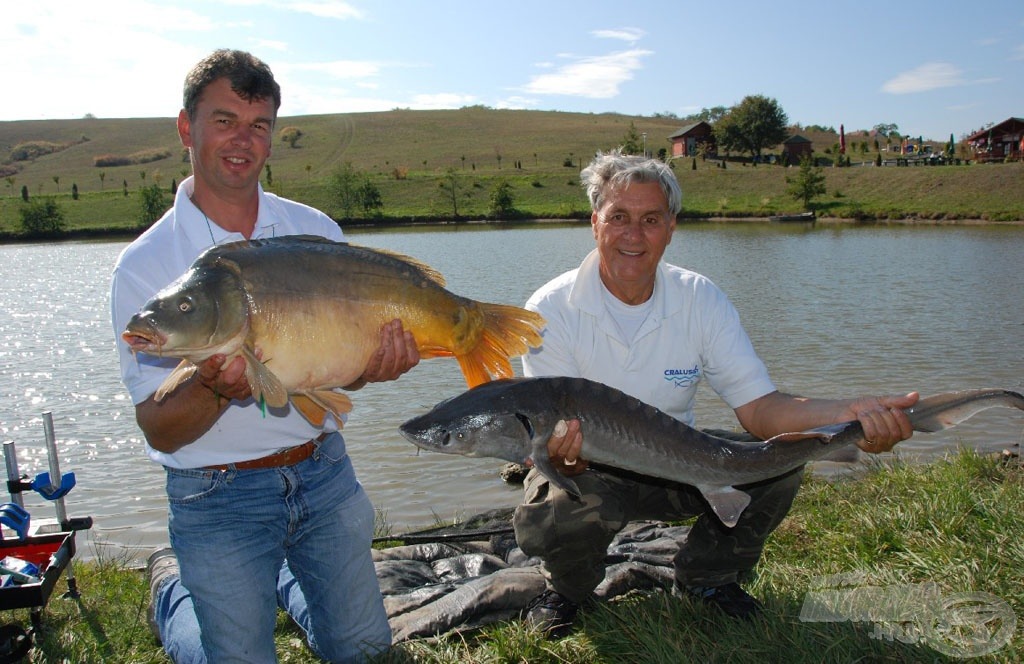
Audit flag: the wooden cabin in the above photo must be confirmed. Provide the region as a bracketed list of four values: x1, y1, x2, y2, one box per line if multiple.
[966, 118, 1024, 163]
[782, 134, 813, 165]
[669, 122, 716, 158]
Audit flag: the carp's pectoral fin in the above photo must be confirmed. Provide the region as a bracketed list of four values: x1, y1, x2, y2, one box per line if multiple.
[531, 447, 582, 501]
[155, 360, 197, 402]
[292, 390, 353, 428]
[698, 485, 752, 529]
[241, 346, 288, 408]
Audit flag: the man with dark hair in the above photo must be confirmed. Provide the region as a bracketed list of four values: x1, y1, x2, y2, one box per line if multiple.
[111, 49, 414, 662]
[515, 151, 917, 638]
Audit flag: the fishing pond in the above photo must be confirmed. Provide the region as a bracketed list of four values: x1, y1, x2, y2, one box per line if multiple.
[0, 221, 1021, 563]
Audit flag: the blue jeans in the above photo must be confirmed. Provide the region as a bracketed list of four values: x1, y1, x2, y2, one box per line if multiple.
[154, 432, 390, 663]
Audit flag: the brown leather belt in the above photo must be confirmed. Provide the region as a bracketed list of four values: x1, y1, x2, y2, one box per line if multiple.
[205, 432, 329, 471]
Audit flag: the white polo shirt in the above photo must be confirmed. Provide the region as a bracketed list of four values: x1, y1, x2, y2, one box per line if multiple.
[110, 176, 344, 469]
[522, 249, 775, 427]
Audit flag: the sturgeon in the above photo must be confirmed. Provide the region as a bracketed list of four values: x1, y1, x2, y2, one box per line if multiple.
[399, 377, 1024, 528]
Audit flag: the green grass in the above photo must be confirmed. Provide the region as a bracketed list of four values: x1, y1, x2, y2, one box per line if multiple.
[1, 108, 1022, 238]
[11, 450, 1022, 662]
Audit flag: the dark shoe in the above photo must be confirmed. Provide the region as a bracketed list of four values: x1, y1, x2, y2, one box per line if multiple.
[146, 547, 179, 643]
[523, 589, 580, 639]
[686, 582, 762, 620]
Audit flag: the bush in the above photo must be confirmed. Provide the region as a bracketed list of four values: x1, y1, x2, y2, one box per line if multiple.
[138, 184, 169, 227]
[94, 149, 171, 168]
[279, 126, 303, 148]
[19, 198, 66, 236]
[489, 180, 516, 218]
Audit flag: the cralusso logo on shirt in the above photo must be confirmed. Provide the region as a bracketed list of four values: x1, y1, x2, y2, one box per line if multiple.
[664, 365, 700, 387]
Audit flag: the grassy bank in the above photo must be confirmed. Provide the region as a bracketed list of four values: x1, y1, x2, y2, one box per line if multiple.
[10, 450, 1021, 662]
[2, 108, 1023, 240]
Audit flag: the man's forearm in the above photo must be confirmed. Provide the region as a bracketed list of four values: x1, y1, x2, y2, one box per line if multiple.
[136, 376, 230, 453]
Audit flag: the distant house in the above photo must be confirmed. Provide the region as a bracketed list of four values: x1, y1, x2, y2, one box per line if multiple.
[669, 121, 715, 158]
[782, 134, 813, 165]
[966, 117, 1024, 162]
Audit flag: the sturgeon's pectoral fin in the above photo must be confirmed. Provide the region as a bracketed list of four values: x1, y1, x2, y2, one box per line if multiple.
[532, 453, 582, 501]
[697, 485, 752, 529]
[154, 360, 198, 402]
[765, 423, 849, 445]
[241, 346, 288, 408]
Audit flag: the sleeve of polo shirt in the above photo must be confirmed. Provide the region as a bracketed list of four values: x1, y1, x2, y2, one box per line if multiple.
[698, 286, 775, 410]
[521, 292, 581, 379]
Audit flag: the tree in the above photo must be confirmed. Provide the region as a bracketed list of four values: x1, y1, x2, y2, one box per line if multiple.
[437, 168, 462, 218]
[714, 95, 789, 161]
[489, 180, 516, 218]
[279, 126, 303, 148]
[330, 162, 364, 219]
[330, 163, 382, 218]
[358, 180, 383, 216]
[19, 197, 66, 236]
[872, 123, 899, 138]
[786, 154, 827, 211]
[620, 121, 643, 155]
[139, 183, 169, 227]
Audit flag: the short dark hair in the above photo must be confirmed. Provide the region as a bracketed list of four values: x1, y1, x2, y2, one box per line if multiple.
[183, 49, 281, 121]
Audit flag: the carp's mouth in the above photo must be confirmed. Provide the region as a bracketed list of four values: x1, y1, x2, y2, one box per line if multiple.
[121, 328, 166, 354]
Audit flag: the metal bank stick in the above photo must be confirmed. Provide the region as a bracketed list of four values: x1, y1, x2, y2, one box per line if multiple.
[42, 412, 78, 595]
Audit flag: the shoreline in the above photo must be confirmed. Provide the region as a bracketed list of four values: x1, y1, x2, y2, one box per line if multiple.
[1, 214, 1022, 245]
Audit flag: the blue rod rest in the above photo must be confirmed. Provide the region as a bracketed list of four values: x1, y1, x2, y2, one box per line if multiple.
[0, 503, 30, 540]
[31, 471, 76, 501]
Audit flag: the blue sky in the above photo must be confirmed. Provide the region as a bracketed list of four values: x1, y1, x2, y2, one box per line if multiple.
[5, 1, 1022, 141]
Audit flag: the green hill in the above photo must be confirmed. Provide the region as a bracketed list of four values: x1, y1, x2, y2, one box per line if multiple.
[1, 108, 1022, 237]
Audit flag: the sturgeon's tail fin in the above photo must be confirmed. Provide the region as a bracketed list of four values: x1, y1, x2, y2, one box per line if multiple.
[905, 389, 1024, 432]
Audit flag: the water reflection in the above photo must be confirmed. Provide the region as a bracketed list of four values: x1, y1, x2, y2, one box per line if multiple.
[0, 223, 1020, 562]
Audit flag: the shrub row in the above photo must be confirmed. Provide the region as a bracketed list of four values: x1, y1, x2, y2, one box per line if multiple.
[93, 148, 172, 168]
[9, 137, 88, 162]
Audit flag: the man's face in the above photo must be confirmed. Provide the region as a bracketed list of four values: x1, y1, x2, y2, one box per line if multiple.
[177, 77, 275, 199]
[591, 181, 675, 304]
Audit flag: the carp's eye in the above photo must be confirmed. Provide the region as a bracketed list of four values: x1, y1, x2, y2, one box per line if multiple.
[177, 297, 194, 313]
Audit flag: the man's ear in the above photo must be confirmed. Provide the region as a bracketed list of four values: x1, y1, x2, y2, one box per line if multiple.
[177, 109, 192, 149]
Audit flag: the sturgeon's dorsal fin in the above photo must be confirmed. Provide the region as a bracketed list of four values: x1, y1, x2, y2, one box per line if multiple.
[696, 485, 752, 528]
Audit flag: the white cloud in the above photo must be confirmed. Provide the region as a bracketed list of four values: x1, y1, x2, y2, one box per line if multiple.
[592, 27, 645, 43]
[1011, 44, 1024, 61]
[280, 1, 363, 19]
[495, 96, 538, 110]
[283, 60, 383, 79]
[254, 39, 289, 52]
[881, 62, 965, 94]
[522, 49, 652, 99]
[221, 0, 364, 20]
[410, 93, 479, 109]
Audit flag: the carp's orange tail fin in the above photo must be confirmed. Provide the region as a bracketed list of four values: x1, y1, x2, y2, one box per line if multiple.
[455, 303, 545, 387]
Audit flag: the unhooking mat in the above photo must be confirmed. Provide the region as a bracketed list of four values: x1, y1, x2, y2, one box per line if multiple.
[374, 508, 689, 642]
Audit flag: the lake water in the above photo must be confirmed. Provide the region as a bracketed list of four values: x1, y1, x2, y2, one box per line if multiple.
[0, 222, 1021, 564]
